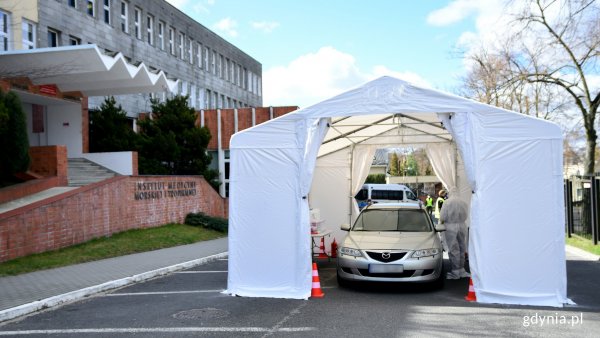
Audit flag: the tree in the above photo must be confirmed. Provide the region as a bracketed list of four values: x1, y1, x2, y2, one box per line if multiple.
[389, 152, 399, 176]
[137, 95, 218, 187]
[461, 45, 569, 120]
[507, 0, 600, 175]
[0, 90, 30, 180]
[398, 153, 419, 177]
[89, 97, 138, 152]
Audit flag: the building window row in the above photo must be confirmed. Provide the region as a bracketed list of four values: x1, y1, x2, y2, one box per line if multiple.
[114, 1, 261, 97]
[203, 88, 247, 110]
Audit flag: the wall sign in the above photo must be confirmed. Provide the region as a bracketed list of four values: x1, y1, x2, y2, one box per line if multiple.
[134, 181, 197, 200]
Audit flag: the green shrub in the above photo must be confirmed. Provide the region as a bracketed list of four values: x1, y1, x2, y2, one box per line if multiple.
[185, 212, 228, 233]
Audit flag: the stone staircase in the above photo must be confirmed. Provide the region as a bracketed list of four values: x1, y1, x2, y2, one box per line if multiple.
[67, 158, 118, 187]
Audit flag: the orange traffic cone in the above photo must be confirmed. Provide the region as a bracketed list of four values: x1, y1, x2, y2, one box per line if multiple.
[465, 277, 476, 302]
[311, 262, 325, 298]
[317, 237, 328, 259]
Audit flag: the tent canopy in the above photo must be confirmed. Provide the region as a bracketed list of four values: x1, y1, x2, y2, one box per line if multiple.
[227, 76, 569, 307]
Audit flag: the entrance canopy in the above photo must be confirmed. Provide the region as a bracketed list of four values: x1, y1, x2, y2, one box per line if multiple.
[227, 76, 569, 307]
[0, 44, 177, 96]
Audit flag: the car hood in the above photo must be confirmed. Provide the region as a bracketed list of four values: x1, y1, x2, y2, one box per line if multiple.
[342, 231, 436, 251]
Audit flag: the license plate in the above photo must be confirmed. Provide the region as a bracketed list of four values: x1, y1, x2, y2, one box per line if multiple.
[369, 264, 404, 273]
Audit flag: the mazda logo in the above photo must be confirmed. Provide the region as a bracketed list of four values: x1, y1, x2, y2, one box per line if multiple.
[382, 252, 391, 259]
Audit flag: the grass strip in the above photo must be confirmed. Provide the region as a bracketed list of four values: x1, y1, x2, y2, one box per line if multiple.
[566, 235, 600, 256]
[0, 223, 224, 277]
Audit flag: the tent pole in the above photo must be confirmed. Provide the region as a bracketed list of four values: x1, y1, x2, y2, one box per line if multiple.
[349, 144, 355, 224]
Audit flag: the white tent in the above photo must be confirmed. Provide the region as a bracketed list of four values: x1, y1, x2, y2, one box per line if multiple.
[226, 76, 570, 307]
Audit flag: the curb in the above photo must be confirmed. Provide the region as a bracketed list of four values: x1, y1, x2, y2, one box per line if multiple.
[0, 252, 228, 323]
[565, 244, 600, 261]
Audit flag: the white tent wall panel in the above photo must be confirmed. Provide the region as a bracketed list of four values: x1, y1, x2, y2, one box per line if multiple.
[227, 147, 312, 298]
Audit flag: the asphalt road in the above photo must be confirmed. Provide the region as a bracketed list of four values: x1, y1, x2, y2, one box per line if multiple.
[0, 256, 598, 337]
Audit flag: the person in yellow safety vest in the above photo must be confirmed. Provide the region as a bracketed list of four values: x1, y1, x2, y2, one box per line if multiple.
[425, 195, 433, 216]
[434, 189, 447, 222]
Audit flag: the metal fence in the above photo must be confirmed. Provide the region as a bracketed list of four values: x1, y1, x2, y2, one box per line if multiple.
[565, 175, 599, 244]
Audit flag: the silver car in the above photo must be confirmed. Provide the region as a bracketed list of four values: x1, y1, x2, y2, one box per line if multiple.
[337, 202, 446, 288]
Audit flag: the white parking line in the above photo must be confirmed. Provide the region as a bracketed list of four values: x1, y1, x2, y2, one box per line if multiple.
[107, 290, 224, 296]
[174, 270, 227, 274]
[0, 327, 316, 335]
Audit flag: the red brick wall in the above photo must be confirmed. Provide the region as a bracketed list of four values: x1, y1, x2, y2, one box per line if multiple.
[199, 106, 298, 151]
[204, 110, 219, 150]
[132, 151, 139, 175]
[0, 177, 62, 205]
[29, 145, 68, 182]
[273, 106, 298, 118]
[0, 175, 227, 262]
[237, 108, 253, 131]
[255, 107, 270, 125]
[220, 109, 235, 150]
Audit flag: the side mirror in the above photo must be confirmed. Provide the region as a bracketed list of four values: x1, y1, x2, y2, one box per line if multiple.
[341, 223, 351, 231]
[435, 223, 446, 232]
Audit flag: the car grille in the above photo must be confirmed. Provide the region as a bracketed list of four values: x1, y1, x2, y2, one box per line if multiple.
[357, 269, 416, 278]
[365, 251, 407, 263]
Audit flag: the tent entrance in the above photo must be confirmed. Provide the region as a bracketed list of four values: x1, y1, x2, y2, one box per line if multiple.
[310, 112, 470, 245]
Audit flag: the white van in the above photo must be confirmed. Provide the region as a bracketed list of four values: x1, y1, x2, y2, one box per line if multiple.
[355, 183, 418, 209]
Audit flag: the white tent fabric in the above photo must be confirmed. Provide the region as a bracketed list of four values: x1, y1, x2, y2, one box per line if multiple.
[227, 76, 570, 307]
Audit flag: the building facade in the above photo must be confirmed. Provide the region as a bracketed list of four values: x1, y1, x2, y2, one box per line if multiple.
[1, 0, 262, 116]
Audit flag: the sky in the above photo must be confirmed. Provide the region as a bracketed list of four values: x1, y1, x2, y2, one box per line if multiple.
[164, 0, 511, 108]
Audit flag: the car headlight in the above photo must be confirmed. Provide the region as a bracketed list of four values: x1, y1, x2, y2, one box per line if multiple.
[340, 247, 363, 257]
[411, 248, 440, 258]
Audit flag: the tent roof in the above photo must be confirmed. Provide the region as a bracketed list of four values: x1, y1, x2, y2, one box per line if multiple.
[232, 76, 561, 156]
[0, 44, 178, 96]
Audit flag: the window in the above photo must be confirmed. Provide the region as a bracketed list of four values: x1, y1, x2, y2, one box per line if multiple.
[225, 58, 230, 81]
[146, 15, 153, 45]
[243, 68, 247, 89]
[87, 0, 95, 17]
[120, 1, 128, 33]
[197, 43, 202, 68]
[47, 29, 59, 47]
[204, 46, 209, 70]
[0, 10, 9, 51]
[211, 50, 216, 74]
[134, 7, 141, 39]
[188, 38, 193, 64]
[68, 0, 77, 8]
[69, 35, 81, 45]
[205, 89, 211, 109]
[158, 21, 164, 50]
[237, 64, 242, 86]
[178, 33, 184, 60]
[103, 0, 110, 24]
[22, 20, 36, 50]
[218, 54, 224, 78]
[168, 27, 174, 54]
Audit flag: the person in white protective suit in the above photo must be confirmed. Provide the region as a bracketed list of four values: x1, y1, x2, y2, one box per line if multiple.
[439, 193, 470, 279]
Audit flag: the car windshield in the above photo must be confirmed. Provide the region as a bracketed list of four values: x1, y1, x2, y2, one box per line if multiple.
[352, 209, 431, 232]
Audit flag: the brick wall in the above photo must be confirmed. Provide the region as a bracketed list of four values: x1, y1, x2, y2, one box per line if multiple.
[200, 106, 298, 151]
[0, 175, 227, 263]
[28, 145, 68, 180]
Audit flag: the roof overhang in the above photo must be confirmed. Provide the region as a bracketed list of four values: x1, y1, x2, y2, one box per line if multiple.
[0, 44, 178, 96]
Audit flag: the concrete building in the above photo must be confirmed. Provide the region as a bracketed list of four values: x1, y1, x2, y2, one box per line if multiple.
[1, 0, 262, 117]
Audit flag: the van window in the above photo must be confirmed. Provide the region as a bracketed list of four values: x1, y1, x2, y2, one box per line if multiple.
[355, 189, 368, 201]
[406, 190, 417, 200]
[371, 190, 404, 201]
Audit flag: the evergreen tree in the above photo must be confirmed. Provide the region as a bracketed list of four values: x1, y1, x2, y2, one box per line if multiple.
[0, 90, 30, 179]
[89, 96, 138, 152]
[389, 152, 399, 176]
[137, 95, 218, 187]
